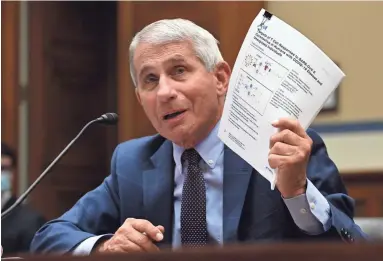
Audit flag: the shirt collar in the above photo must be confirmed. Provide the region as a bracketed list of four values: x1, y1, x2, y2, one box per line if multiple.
[173, 121, 224, 172]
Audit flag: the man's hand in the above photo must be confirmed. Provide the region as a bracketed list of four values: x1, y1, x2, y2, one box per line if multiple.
[268, 118, 313, 198]
[95, 218, 165, 254]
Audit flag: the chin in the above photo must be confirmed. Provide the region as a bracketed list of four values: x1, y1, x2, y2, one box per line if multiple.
[164, 126, 194, 145]
[169, 128, 190, 141]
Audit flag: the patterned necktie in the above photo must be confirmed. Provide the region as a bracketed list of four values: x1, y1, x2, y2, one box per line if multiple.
[180, 148, 208, 247]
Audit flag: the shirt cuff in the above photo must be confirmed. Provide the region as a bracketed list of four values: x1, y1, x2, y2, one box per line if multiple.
[282, 179, 331, 235]
[72, 234, 112, 256]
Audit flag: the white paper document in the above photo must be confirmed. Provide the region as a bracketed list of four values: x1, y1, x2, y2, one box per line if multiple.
[218, 9, 345, 189]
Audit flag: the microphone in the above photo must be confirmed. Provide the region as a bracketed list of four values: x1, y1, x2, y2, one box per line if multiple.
[1, 113, 119, 220]
[97, 112, 119, 125]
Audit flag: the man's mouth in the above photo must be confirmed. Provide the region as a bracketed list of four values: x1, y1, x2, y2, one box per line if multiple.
[163, 110, 186, 120]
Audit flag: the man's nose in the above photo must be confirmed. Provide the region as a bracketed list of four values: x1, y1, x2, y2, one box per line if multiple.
[157, 77, 177, 102]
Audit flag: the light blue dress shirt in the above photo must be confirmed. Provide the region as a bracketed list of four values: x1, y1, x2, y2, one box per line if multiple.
[73, 122, 331, 255]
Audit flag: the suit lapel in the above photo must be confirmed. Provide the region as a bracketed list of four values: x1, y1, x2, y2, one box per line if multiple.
[223, 146, 253, 242]
[142, 139, 174, 246]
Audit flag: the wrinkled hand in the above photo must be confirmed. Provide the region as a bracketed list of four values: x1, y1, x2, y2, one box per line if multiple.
[268, 118, 312, 198]
[95, 218, 164, 254]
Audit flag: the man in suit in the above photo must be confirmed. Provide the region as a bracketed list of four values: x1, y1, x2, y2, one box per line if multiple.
[30, 18, 367, 255]
[1, 143, 46, 256]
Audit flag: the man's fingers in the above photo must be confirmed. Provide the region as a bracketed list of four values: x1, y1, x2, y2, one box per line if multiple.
[268, 154, 290, 169]
[103, 237, 144, 253]
[118, 240, 145, 253]
[130, 219, 164, 241]
[126, 228, 160, 252]
[270, 129, 302, 148]
[100, 219, 165, 254]
[269, 142, 297, 156]
[271, 118, 307, 138]
[156, 225, 165, 234]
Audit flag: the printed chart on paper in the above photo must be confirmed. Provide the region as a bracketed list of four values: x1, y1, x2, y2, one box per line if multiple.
[233, 44, 290, 116]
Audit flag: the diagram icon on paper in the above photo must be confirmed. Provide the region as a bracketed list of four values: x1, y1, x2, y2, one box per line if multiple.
[242, 47, 289, 88]
[234, 71, 273, 116]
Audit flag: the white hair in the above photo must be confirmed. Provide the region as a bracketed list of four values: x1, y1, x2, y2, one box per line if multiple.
[129, 18, 224, 87]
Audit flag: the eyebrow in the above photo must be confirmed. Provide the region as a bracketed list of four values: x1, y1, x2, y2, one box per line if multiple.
[138, 55, 188, 80]
[166, 55, 187, 65]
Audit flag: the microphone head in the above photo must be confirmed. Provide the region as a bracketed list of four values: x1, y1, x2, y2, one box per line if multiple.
[98, 113, 119, 125]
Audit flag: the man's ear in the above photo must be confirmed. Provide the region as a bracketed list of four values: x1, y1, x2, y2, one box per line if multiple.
[214, 61, 231, 97]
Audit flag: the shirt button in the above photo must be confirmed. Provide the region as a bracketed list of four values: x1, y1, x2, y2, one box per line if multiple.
[207, 160, 214, 165]
[300, 208, 307, 214]
[310, 202, 315, 210]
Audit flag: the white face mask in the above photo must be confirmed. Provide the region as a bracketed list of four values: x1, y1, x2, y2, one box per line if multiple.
[1, 170, 12, 192]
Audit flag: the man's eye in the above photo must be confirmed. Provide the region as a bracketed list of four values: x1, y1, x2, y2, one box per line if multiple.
[174, 66, 185, 75]
[144, 74, 158, 83]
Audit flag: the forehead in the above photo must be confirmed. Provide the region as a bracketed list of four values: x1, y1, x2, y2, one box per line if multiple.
[133, 41, 202, 73]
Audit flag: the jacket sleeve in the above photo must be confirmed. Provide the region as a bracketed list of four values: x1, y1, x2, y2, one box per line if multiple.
[304, 129, 369, 242]
[30, 145, 122, 254]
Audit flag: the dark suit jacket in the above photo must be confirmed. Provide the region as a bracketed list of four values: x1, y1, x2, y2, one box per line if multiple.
[30, 129, 368, 254]
[1, 197, 46, 256]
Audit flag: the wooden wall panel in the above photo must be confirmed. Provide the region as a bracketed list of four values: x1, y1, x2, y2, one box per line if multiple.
[117, 1, 264, 142]
[28, 2, 118, 219]
[1, 1, 19, 147]
[1, 1, 20, 193]
[117, 1, 137, 142]
[342, 173, 383, 217]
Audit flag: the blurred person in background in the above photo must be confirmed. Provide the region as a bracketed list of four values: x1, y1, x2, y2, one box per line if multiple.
[1, 142, 46, 256]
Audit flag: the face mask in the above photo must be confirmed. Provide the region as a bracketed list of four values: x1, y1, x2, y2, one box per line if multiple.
[1, 170, 12, 192]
